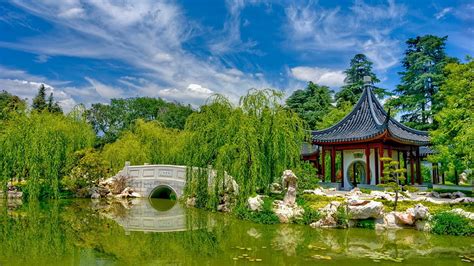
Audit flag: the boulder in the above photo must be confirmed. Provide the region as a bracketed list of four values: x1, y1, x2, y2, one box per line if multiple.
[348, 187, 362, 196]
[247, 195, 264, 212]
[394, 212, 415, 225]
[375, 212, 405, 230]
[91, 192, 101, 199]
[415, 220, 431, 232]
[407, 204, 430, 220]
[130, 192, 141, 198]
[429, 191, 440, 198]
[452, 191, 466, 198]
[186, 197, 196, 207]
[282, 170, 298, 206]
[450, 208, 474, 220]
[452, 197, 474, 204]
[347, 200, 383, 219]
[439, 193, 452, 199]
[303, 188, 326, 196]
[217, 203, 230, 212]
[121, 187, 132, 195]
[273, 200, 304, 223]
[311, 201, 341, 228]
[370, 191, 394, 201]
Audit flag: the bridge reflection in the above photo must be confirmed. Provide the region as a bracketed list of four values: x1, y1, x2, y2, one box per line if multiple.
[106, 199, 188, 234]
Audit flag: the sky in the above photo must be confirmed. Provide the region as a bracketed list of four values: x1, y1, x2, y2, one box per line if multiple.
[0, 0, 472, 112]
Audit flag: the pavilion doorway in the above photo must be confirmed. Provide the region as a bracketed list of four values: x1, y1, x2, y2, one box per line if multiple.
[348, 161, 366, 187]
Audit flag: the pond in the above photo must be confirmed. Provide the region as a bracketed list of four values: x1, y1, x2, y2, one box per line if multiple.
[0, 199, 472, 265]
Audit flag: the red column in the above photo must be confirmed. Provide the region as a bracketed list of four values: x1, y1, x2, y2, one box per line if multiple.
[410, 149, 415, 185]
[403, 151, 408, 185]
[330, 146, 336, 183]
[365, 146, 371, 184]
[340, 150, 344, 188]
[374, 147, 379, 184]
[321, 147, 326, 182]
[416, 148, 422, 184]
[432, 163, 437, 184]
[379, 145, 384, 183]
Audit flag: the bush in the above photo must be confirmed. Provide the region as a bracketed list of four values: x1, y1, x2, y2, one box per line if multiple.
[334, 204, 350, 228]
[431, 212, 474, 236]
[295, 205, 320, 225]
[234, 197, 280, 225]
[355, 219, 375, 229]
[403, 185, 419, 193]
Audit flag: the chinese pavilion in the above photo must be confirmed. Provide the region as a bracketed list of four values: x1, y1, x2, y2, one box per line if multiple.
[307, 78, 434, 189]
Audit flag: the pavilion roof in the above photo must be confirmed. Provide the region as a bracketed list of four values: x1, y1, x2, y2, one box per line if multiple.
[311, 85, 430, 146]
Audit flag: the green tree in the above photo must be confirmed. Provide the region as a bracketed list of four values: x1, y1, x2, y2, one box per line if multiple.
[429, 59, 474, 175]
[0, 90, 26, 120]
[316, 101, 352, 129]
[47, 93, 63, 114]
[379, 157, 406, 211]
[32, 84, 47, 111]
[336, 54, 386, 106]
[392, 35, 456, 130]
[286, 82, 334, 129]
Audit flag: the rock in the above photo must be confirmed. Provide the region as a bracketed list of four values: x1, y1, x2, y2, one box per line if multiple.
[303, 188, 326, 196]
[130, 192, 141, 198]
[407, 204, 430, 220]
[449, 208, 474, 220]
[459, 172, 468, 185]
[247, 195, 264, 212]
[312, 201, 341, 228]
[121, 187, 132, 195]
[186, 197, 196, 207]
[439, 193, 452, 199]
[217, 203, 230, 212]
[394, 212, 415, 225]
[348, 187, 362, 196]
[282, 170, 298, 206]
[7, 191, 23, 199]
[270, 183, 282, 194]
[403, 190, 413, 199]
[375, 212, 405, 230]
[429, 191, 440, 198]
[452, 197, 474, 203]
[415, 220, 431, 232]
[370, 191, 394, 201]
[347, 200, 383, 219]
[91, 192, 101, 199]
[273, 200, 304, 223]
[452, 191, 466, 198]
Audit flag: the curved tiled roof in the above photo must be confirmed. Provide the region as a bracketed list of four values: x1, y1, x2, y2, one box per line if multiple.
[311, 85, 430, 146]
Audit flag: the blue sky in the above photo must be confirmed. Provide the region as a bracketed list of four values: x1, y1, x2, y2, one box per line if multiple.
[0, 0, 472, 111]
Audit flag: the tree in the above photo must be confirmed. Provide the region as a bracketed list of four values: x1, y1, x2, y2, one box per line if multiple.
[317, 101, 352, 129]
[391, 35, 456, 130]
[336, 54, 386, 106]
[429, 59, 474, 176]
[379, 157, 406, 211]
[0, 90, 26, 120]
[286, 82, 334, 129]
[47, 93, 63, 114]
[32, 84, 47, 111]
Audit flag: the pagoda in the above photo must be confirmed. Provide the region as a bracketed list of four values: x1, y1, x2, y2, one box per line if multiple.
[309, 77, 433, 189]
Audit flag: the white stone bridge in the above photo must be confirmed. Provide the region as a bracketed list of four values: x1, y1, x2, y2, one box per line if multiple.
[118, 162, 187, 198]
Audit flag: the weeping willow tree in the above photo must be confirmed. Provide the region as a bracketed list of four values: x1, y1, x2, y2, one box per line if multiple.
[0, 112, 95, 200]
[102, 119, 187, 172]
[184, 89, 306, 209]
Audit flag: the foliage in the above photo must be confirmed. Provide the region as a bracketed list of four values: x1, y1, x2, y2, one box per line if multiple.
[403, 185, 419, 193]
[61, 148, 109, 197]
[0, 112, 95, 200]
[286, 82, 334, 129]
[102, 119, 186, 173]
[316, 101, 352, 129]
[429, 59, 473, 172]
[234, 197, 280, 224]
[334, 204, 350, 228]
[378, 157, 406, 211]
[390, 35, 456, 130]
[355, 219, 375, 229]
[87, 97, 193, 145]
[431, 211, 474, 236]
[335, 54, 387, 106]
[184, 89, 306, 207]
[295, 198, 321, 225]
[294, 161, 320, 191]
[32, 84, 47, 111]
[0, 90, 26, 121]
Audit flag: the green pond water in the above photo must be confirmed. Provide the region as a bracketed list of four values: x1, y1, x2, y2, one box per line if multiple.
[0, 198, 472, 265]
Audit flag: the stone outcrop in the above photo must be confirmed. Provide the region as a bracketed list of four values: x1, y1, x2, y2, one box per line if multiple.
[407, 204, 430, 220]
[273, 200, 304, 223]
[303, 188, 326, 196]
[376, 203, 431, 230]
[310, 201, 341, 228]
[370, 191, 394, 201]
[282, 170, 298, 206]
[347, 199, 383, 219]
[450, 208, 474, 220]
[247, 195, 264, 212]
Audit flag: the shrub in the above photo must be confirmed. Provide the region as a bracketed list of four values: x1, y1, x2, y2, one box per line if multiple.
[334, 204, 350, 228]
[295, 205, 320, 225]
[234, 197, 280, 225]
[403, 185, 419, 193]
[355, 219, 375, 229]
[360, 188, 372, 194]
[431, 212, 474, 236]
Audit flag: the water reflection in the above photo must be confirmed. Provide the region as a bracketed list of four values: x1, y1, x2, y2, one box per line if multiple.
[1, 199, 473, 265]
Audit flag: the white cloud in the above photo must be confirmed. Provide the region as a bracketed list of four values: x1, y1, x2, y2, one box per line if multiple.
[284, 0, 406, 71]
[290, 66, 345, 87]
[435, 7, 453, 20]
[4, 0, 271, 107]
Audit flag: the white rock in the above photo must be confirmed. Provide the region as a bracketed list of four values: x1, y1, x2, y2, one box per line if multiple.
[313, 201, 341, 228]
[247, 195, 264, 212]
[91, 192, 101, 199]
[452, 197, 474, 203]
[407, 204, 430, 220]
[186, 197, 196, 207]
[449, 208, 474, 220]
[273, 200, 304, 223]
[370, 191, 394, 201]
[452, 191, 466, 198]
[347, 200, 384, 219]
[130, 192, 141, 198]
[121, 187, 132, 195]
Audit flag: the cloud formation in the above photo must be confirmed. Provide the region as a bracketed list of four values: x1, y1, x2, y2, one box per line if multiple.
[290, 67, 345, 87]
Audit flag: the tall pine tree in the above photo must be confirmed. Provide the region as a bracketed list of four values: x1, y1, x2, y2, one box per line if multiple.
[392, 35, 456, 130]
[335, 54, 386, 106]
[47, 92, 63, 114]
[32, 84, 47, 111]
[286, 82, 334, 129]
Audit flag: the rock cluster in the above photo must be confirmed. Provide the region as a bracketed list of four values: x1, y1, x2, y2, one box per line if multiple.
[347, 199, 384, 219]
[310, 201, 341, 228]
[376, 203, 431, 231]
[247, 195, 265, 212]
[273, 200, 304, 223]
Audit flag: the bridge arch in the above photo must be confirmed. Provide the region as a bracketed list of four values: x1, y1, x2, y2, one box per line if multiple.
[149, 185, 177, 200]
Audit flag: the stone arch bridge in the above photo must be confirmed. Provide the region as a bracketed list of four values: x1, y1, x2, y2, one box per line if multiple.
[118, 162, 187, 198]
